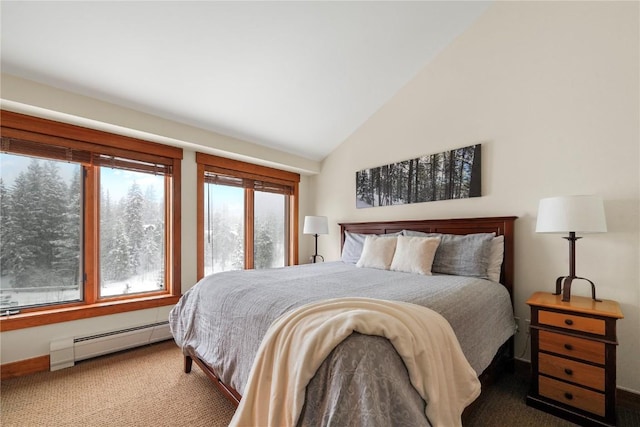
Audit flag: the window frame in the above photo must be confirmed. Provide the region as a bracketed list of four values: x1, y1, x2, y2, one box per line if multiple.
[0, 110, 182, 332]
[196, 152, 299, 280]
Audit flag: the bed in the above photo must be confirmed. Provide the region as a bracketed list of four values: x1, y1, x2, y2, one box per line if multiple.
[170, 216, 517, 426]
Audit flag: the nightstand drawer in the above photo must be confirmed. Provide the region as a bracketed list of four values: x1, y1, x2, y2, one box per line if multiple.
[539, 375, 605, 417]
[539, 310, 605, 335]
[539, 352, 605, 390]
[539, 330, 605, 365]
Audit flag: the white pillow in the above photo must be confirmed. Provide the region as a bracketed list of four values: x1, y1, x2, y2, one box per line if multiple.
[486, 235, 504, 283]
[390, 236, 441, 275]
[342, 231, 401, 264]
[356, 235, 398, 270]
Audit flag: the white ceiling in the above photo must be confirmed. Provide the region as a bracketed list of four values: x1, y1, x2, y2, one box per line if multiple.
[1, 1, 490, 161]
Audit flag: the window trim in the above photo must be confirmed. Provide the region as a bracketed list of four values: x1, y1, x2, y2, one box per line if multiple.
[0, 110, 182, 332]
[196, 152, 299, 280]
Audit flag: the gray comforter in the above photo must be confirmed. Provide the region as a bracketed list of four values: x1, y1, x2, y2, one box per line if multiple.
[169, 262, 516, 426]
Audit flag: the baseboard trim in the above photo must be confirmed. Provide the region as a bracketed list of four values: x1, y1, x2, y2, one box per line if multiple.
[1, 355, 50, 380]
[618, 388, 640, 410]
[514, 359, 640, 411]
[514, 358, 530, 376]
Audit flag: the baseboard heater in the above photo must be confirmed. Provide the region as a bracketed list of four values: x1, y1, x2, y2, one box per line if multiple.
[49, 321, 172, 371]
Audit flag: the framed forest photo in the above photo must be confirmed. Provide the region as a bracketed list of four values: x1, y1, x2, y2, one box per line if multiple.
[356, 144, 481, 208]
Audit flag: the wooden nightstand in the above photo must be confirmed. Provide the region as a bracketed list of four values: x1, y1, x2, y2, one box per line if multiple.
[526, 292, 623, 426]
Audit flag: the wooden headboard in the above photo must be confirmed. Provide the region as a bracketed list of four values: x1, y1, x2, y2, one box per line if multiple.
[339, 216, 517, 301]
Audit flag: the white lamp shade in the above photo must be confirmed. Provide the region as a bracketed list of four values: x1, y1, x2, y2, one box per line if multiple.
[303, 216, 328, 235]
[536, 195, 607, 233]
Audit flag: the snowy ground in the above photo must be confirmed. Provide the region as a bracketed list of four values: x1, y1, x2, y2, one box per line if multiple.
[100, 270, 163, 297]
[0, 271, 163, 309]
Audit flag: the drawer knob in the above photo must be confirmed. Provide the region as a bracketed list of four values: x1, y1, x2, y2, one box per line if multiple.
[564, 319, 574, 326]
[564, 392, 574, 400]
[564, 343, 573, 351]
[564, 368, 573, 376]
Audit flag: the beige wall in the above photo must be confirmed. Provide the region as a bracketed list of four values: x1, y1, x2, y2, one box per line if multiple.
[313, 1, 639, 392]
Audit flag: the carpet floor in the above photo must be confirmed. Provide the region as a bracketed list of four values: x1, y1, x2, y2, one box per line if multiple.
[1, 340, 638, 426]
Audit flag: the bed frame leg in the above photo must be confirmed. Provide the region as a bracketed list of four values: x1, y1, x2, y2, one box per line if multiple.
[184, 355, 193, 373]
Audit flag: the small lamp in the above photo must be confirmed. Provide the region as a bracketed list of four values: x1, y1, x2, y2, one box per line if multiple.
[536, 195, 607, 302]
[303, 216, 328, 263]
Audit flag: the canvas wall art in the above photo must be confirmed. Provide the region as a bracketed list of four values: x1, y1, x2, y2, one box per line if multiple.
[356, 143, 481, 208]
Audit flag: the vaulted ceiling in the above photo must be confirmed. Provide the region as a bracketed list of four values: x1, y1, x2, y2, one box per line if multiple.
[1, 1, 490, 161]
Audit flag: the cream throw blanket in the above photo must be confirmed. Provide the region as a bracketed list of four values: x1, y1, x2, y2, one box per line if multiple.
[229, 297, 481, 427]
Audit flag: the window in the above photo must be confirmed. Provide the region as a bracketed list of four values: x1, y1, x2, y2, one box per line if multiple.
[1, 154, 83, 307]
[99, 168, 166, 298]
[203, 179, 245, 274]
[196, 152, 299, 279]
[0, 111, 182, 331]
[254, 190, 286, 269]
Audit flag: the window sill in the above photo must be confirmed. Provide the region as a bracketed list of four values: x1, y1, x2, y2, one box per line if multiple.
[0, 294, 181, 332]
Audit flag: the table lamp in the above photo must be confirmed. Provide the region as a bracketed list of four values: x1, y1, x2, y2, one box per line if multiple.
[303, 216, 328, 263]
[536, 195, 607, 301]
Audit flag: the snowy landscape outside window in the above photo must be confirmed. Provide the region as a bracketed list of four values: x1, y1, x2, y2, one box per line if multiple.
[0, 110, 182, 328]
[196, 152, 299, 278]
[202, 175, 288, 272]
[204, 182, 245, 275]
[0, 154, 170, 309]
[99, 167, 166, 297]
[0, 154, 83, 309]
[254, 190, 286, 269]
